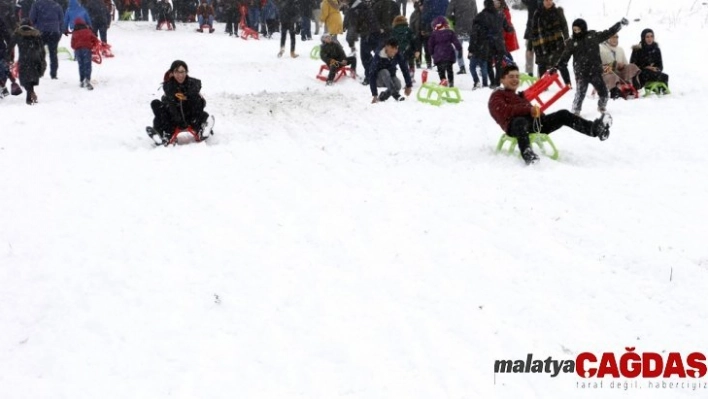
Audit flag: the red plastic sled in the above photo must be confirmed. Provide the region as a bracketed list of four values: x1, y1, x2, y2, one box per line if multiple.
[238, 6, 259, 40]
[167, 126, 204, 145]
[315, 64, 355, 82]
[523, 70, 570, 112]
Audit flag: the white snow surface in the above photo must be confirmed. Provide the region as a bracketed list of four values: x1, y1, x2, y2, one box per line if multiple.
[2, 0, 708, 397]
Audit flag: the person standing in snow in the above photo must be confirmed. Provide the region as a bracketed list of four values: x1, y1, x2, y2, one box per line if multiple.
[473, 0, 512, 88]
[148, 60, 213, 144]
[520, 0, 537, 76]
[530, 0, 568, 85]
[488, 65, 611, 165]
[629, 28, 669, 91]
[29, 0, 63, 79]
[372, 0, 398, 39]
[369, 37, 412, 102]
[390, 14, 415, 79]
[495, 0, 517, 56]
[557, 18, 627, 115]
[14, 19, 46, 104]
[277, 0, 300, 58]
[445, 0, 477, 74]
[70, 16, 98, 89]
[63, 0, 91, 32]
[427, 16, 460, 87]
[349, 0, 380, 84]
[320, 0, 343, 39]
[85, 0, 108, 42]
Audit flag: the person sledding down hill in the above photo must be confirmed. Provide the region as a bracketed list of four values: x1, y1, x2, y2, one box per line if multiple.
[146, 60, 215, 145]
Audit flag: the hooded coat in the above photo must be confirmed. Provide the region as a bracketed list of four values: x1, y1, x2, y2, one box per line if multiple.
[445, 0, 477, 37]
[14, 24, 47, 86]
[63, 0, 91, 31]
[629, 29, 663, 72]
[70, 16, 98, 49]
[468, 0, 511, 61]
[428, 16, 461, 64]
[558, 18, 622, 78]
[391, 15, 415, 55]
[320, 0, 343, 35]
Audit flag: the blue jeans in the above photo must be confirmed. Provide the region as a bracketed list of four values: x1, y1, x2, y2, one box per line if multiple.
[247, 8, 260, 30]
[75, 48, 92, 82]
[300, 16, 311, 39]
[469, 57, 488, 86]
[198, 14, 214, 27]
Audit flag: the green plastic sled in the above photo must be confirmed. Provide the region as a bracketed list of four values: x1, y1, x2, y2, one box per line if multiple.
[496, 133, 560, 161]
[416, 82, 462, 106]
[643, 81, 670, 96]
[310, 45, 320, 60]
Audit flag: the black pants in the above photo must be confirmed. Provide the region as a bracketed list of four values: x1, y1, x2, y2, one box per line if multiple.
[539, 63, 571, 85]
[151, 98, 208, 135]
[224, 8, 239, 34]
[436, 61, 453, 86]
[280, 22, 296, 51]
[360, 33, 381, 78]
[327, 56, 357, 80]
[507, 110, 593, 151]
[40, 31, 61, 78]
[24, 83, 35, 102]
[420, 35, 431, 67]
[573, 73, 608, 113]
[637, 69, 669, 88]
[487, 57, 503, 86]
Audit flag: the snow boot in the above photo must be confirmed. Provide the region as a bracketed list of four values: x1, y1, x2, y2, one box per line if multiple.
[0, 86, 8, 98]
[199, 115, 215, 140]
[392, 92, 405, 102]
[521, 147, 540, 165]
[378, 90, 391, 102]
[291, 51, 299, 58]
[456, 66, 466, 75]
[277, 47, 285, 58]
[146, 126, 166, 145]
[591, 113, 612, 141]
[84, 79, 94, 90]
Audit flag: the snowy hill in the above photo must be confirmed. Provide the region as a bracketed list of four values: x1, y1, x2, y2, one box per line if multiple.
[2, 0, 708, 398]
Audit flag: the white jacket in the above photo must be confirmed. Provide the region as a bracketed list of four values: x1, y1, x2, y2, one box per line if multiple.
[600, 42, 628, 66]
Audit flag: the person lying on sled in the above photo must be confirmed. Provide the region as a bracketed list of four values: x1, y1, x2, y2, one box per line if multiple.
[148, 60, 213, 144]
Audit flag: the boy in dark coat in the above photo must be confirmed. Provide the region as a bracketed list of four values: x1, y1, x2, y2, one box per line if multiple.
[14, 20, 46, 104]
[557, 17, 627, 115]
[629, 28, 668, 90]
[70, 16, 98, 89]
[319, 33, 357, 84]
[428, 15, 461, 87]
[488, 65, 611, 165]
[369, 37, 412, 102]
[473, 0, 512, 87]
[149, 60, 213, 144]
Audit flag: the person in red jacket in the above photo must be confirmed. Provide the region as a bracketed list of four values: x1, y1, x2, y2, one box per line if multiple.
[70, 16, 99, 89]
[488, 65, 611, 165]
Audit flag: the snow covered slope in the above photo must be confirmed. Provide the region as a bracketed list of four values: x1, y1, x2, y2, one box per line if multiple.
[2, 0, 708, 397]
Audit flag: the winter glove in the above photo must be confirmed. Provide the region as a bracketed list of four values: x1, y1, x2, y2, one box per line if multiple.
[530, 105, 541, 118]
[175, 92, 187, 101]
[548, 66, 558, 75]
[620, 17, 629, 26]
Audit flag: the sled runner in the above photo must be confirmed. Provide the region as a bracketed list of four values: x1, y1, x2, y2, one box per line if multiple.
[146, 115, 215, 147]
[315, 64, 355, 82]
[643, 81, 670, 96]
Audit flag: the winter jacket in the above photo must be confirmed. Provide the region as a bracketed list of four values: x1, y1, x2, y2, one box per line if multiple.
[63, 0, 91, 31]
[502, 8, 518, 52]
[84, 0, 108, 27]
[488, 88, 533, 133]
[14, 24, 47, 86]
[530, 4, 567, 65]
[70, 20, 98, 49]
[391, 19, 415, 55]
[469, 6, 511, 60]
[599, 42, 629, 68]
[421, 0, 448, 33]
[558, 21, 621, 78]
[320, 39, 346, 63]
[196, 2, 215, 18]
[372, 0, 398, 35]
[428, 27, 461, 64]
[521, 0, 537, 40]
[29, 0, 64, 32]
[277, 0, 300, 23]
[162, 75, 203, 126]
[445, 0, 476, 36]
[349, 0, 378, 37]
[0, 0, 18, 52]
[0, 15, 12, 62]
[368, 47, 412, 96]
[320, 0, 342, 34]
[630, 42, 663, 72]
[262, 0, 278, 20]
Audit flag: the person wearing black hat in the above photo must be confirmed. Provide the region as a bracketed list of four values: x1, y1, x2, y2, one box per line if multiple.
[147, 60, 214, 145]
[557, 17, 628, 115]
[630, 28, 668, 91]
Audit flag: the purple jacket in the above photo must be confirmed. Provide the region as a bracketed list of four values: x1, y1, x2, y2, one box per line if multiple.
[428, 28, 462, 64]
[30, 0, 64, 33]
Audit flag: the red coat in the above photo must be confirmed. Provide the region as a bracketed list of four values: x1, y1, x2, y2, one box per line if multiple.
[488, 88, 533, 132]
[71, 25, 100, 50]
[503, 8, 519, 53]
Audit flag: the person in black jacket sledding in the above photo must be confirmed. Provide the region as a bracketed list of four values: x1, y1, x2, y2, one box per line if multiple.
[557, 17, 628, 115]
[630, 28, 669, 91]
[320, 33, 357, 85]
[147, 60, 214, 145]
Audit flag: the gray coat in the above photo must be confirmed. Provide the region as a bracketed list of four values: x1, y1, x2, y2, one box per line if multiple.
[446, 0, 477, 36]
